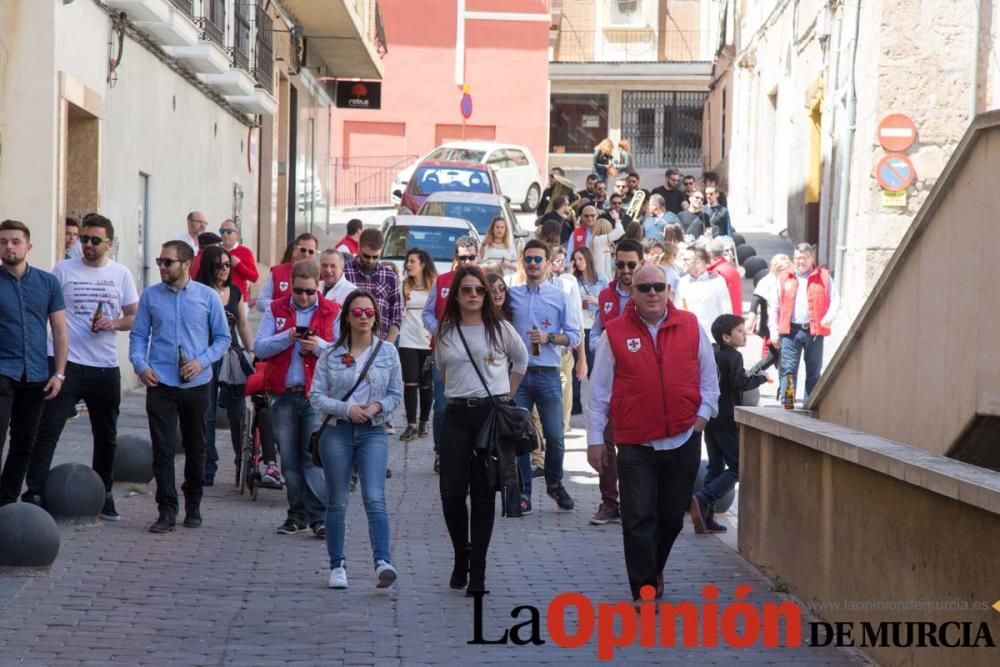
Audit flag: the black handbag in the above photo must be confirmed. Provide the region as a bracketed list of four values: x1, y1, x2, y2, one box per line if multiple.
[309, 340, 384, 467]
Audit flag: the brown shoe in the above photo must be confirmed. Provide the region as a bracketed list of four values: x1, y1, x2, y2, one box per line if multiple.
[590, 502, 619, 525]
[689, 496, 706, 534]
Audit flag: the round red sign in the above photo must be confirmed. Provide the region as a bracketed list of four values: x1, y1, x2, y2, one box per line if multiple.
[877, 114, 917, 152]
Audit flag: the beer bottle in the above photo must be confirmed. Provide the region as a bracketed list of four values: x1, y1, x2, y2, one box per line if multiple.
[178, 345, 190, 384]
[682, 298, 689, 311]
[531, 325, 541, 356]
[91, 301, 104, 333]
[783, 374, 795, 409]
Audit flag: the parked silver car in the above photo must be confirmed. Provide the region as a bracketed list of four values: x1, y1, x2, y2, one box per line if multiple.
[378, 215, 480, 276]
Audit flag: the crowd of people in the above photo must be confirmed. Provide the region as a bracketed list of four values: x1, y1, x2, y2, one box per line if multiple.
[0, 172, 838, 602]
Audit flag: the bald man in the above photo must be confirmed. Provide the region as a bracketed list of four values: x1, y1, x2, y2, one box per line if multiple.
[566, 205, 599, 257]
[177, 211, 208, 255]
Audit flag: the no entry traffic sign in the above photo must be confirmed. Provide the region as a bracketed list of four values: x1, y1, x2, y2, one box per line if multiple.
[878, 114, 917, 152]
[876, 154, 915, 192]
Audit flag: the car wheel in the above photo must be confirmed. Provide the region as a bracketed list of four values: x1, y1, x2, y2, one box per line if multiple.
[522, 183, 541, 213]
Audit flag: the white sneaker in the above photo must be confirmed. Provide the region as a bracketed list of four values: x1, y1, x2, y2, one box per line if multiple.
[375, 560, 397, 588]
[328, 566, 348, 589]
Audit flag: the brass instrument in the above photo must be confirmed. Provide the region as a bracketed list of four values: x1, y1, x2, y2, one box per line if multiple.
[541, 174, 578, 225]
[625, 189, 646, 221]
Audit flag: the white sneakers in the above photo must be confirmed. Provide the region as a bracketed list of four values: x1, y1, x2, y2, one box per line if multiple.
[328, 566, 348, 589]
[375, 560, 397, 588]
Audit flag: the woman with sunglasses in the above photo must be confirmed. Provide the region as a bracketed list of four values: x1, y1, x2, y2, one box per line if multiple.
[195, 246, 256, 486]
[435, 265, 527, 595]
[399, 249, 437, 441]
[485, 273, 513, 321]
[310, 289, 403, 590]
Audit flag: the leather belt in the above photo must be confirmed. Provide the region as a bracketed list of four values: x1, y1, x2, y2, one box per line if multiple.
[448, 395, 508, 407]
[525, 366, 559, 373]
[285, 385, 306, 393]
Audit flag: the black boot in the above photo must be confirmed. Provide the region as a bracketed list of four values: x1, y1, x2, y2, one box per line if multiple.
[450, 543, 470, 590]
[466, 559, 488, 596]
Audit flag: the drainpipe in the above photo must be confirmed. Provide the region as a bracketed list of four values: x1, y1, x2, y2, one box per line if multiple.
[970, 0, 983, 120]
[833, 0, 862, 292]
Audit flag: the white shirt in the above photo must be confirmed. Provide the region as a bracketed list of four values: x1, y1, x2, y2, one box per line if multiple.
[321, 275, 357, 306]
[753, 272, 780, 331]
[50, 258, 140, 368]
[586, 311, 719, 449]
[177, 232, 199, 255]
[675, 271, 733, 336]
[788, 267, 839, 326]
[399, 288, 431, 350]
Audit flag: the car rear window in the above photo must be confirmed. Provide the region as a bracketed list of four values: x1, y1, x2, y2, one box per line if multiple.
[412, 166, 493, 195]
[426, 148, 487, 163]
[383, 225, 470, 263]
[419, 202, 501, 235]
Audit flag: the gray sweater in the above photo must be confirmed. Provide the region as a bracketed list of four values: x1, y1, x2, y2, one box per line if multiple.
[434, 322, 528, 398]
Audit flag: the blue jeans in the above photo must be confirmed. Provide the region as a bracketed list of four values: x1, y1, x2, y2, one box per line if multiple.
[271, 392, 326, 526]
[431, 363, 447, 454]
[698, 429, 739, 508]
[319, 420, 391, 568]
[514, 368, 564, 497]
[779, 327, 825, 400]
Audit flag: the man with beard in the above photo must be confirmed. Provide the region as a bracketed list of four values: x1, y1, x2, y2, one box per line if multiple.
[343, 228, 402, 342]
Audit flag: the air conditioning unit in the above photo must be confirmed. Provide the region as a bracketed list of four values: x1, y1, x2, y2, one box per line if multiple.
[617, 0, 640, 14]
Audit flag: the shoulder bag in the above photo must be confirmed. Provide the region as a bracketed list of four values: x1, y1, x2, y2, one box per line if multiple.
[308, 339, 385, 467]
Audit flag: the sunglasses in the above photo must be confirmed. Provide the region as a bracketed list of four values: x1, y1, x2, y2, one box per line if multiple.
[523, 255, 545, 265]
[292, 287, 317, 295]
[351, 307, 376, 318]
[552, 258, 565, 266]
[634, 282, 667, 293]
[361, 252, 381, 261]
[219, 228, 237, 235]
[155, 258, 184, 267]
[615, 261, 638, 270]
[296, 247, 316, 255]
[78, 235, 110, 246]
[214, 261, 232, 270]
[491, 284, 507, 294]
[456, 254, 476, 263]
[460, 285, 487, 296]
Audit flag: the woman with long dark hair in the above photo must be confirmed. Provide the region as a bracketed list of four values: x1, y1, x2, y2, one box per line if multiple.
[485, 272, 513, 321]
[435, 265, 527, 595]
[195, 246, 257, 485]
[310, 289, 403, 590]
[399, 248, 437, 441]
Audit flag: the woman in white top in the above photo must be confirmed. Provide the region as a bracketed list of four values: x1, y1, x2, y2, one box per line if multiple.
[747, 253, 792, 374]
[435, 265, 527, 596]
[590, 217, 626, 281]
[478, 216, 518, 275]
[398, 248, 437, 441]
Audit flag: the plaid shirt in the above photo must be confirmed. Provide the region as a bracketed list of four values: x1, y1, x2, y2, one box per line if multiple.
[344, 260, 403, 339]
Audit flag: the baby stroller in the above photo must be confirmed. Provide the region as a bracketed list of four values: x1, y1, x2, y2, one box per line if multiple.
[237, 361, 284, 500]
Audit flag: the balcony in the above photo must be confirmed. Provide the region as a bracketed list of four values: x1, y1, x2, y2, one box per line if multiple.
[198, 0, 226, 48]
[553, 29, 712, 63]
[107, 0, 201, 47]
[253, 3, 274, 93]
[279, 0, 384, 79]
[162, 0, 230, 76]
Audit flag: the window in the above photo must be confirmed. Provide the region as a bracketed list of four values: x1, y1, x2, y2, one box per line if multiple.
[550, 94, 609, 154]
[383, 225, 470, 263]
[506, 149, 529, 167]
[486, 151, 510, 169]
[412, 166, 493, 195]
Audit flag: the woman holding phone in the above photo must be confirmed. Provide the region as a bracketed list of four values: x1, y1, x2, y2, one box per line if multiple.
[435, 265, 527, 595]
[310, 289, 403, 591]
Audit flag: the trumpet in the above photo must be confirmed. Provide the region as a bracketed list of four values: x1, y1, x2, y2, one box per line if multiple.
[625, 189, 646, 220]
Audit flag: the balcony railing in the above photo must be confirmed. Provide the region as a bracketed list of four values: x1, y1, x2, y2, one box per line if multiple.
[553, 29, 711, 63]
[198, 0, 226, 48]
[169, 0, 195, 18]
[232, 0, 252, 71]
[253, 3, 274, 92]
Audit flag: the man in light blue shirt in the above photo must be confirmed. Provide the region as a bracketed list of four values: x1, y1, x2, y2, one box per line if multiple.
[129, 240, 230, 534]
[508, 239, 581, 513]
[641, 194, 681, 242]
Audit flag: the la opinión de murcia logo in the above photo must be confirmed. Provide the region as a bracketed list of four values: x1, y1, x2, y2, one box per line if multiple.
[468, 585, 997, 661]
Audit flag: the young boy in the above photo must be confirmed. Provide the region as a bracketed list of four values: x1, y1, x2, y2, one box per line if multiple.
[690, 314, 768, 534]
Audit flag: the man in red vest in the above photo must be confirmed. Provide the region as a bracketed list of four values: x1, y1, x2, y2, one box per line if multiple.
[587, 239, 643, 527]
[587, 263, 719, 602]
[707, 238, 742, 315]
[253, 261, 340, 538]
[421, 235, 479, 472]
[775, 243, 838, 402]
[334, 218, 363, 257]
[255, 233, 318, 312]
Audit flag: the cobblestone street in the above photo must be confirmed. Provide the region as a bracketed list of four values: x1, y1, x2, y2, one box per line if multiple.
[0, 379, 866, 666]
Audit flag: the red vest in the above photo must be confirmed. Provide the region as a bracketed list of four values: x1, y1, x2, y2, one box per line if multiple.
[269, 262, 293, 304]
[606, 301, 703, 443]
[708, 258, 742, 315]
[570, 226, 589, 254]
[597, 281, 629, 328]
[262, 294, 340, 394]
[777, 267, 831, 337]
[433, 271, 456, 321]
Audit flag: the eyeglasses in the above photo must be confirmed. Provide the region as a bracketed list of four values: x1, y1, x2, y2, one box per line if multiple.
[491, 284, 507, 294]
[551, 258, 565, 266]
[634, 282, 667, 293]
[615, 261, 638, 271]
[155, 258, 183, 267]
[292, 287, 317, 296]
[296, 247, 316, 255]
[351, 307, 376, 318]
[523, 255, 545, 265]
[361, 251, 381, 261]
[460, 285, 487, 296]
[78, 235, 110, 246]
[214, 262, 232, 270]
[456, 254, 476, 263]
[219, 228, 237, 235]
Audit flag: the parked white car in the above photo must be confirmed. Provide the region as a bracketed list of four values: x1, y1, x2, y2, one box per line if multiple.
[390, 141, 542, 212]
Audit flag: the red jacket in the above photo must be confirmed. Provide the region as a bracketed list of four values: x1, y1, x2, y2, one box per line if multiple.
[262, 295, 340, 394]
[777, 267, 831, 337]
[268, 262, 294, 306]
[606, 301, 702, 443]
[597, 281, 629, 328]
[708, 258, 742, 315]
[433, 271, 456, 322]
[335, 235, 359, 256]
[228, 244, 259, 301]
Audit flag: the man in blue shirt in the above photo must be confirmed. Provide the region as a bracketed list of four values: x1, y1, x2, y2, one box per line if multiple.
[130, 240, 230, 533]
[0, 220, 69, 506]
[508, 239, 581, 514]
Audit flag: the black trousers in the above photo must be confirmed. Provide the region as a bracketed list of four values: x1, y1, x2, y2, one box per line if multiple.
[616, 431, 701, 600]
[147, 383, 211, 518]
[26, 361, 121, 498]
[0, 374, 47, 505]
[400, 347, 433, 425]
[439, 403, 496, 570]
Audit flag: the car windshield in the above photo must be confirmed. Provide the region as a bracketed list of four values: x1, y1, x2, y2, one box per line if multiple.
[426, 148, 487, 163]
[418, 202, 501, 235]
[413, 166, 493, 195]
[383, 225, 470, 263]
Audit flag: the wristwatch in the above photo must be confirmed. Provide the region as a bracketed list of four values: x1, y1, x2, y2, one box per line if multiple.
[55, 373, 66, 381]
[547, 333, 557, 345]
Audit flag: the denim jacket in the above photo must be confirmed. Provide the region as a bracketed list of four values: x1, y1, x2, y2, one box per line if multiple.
[309, 338, 403, 425]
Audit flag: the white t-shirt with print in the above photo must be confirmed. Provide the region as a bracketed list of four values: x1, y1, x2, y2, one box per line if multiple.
[51, 258, 139, 368]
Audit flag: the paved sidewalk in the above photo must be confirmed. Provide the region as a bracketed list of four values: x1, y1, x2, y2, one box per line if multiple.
[0, 387, 867, 666]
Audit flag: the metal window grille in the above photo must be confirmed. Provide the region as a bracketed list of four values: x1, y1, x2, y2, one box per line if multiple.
[253, 3, 274, 92]
[232, 1, 252, 71]
[199, 0, 226, 48]
[621, 91, 707, 168]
